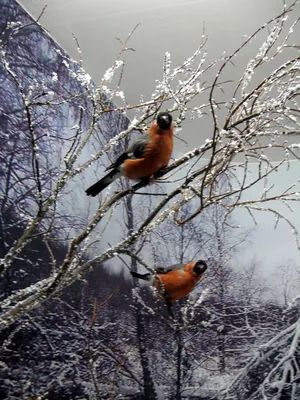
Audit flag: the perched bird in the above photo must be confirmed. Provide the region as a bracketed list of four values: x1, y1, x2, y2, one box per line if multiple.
[131, 260, 207, 304]
[86, 112, 174, 196]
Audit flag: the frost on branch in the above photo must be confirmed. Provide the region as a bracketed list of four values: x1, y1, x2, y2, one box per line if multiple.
[1, 0, 300, 398]
[0, 0, 300, 352]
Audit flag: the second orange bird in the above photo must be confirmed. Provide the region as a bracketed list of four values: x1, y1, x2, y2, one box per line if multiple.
[130, 260, 207, 302]
[86, 112, 174, 196]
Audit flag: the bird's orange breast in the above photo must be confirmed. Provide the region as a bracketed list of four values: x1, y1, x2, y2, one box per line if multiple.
[122, 124, 173, 179]
[154, 268, 202, 301]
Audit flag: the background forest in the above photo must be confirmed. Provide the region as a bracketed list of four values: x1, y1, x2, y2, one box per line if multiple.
[0, 1, 300, 399]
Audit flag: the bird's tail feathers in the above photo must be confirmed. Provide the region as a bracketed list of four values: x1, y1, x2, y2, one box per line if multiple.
[130, 271, 152, 281]
[86, 169, 121, 197]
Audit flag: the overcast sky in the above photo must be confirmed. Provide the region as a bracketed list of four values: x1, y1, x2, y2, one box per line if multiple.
[18, 0, 300, 151]
[18, 0, 300, 285]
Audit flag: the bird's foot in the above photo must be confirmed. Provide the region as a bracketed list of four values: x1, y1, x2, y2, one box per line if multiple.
[140, 176, 152, 185]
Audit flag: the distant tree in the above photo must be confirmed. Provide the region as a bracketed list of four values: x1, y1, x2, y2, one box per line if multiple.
[275, 259, 299, 306]
[0, 270, 141, 399]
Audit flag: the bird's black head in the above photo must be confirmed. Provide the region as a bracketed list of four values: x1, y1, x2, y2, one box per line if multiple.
[156, 112, 173, 130]
[193, 260, 208, 275]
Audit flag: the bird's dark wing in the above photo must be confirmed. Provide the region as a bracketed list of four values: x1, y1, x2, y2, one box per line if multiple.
[127, 133, 149, 159]
[105, 133, 150, 171]
[155, 264, 185, 274]
[105, 152, 129, 171]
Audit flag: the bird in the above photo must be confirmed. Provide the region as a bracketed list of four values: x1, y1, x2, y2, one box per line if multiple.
[131, 260, 207, 313]
[86, 112, 174, 196]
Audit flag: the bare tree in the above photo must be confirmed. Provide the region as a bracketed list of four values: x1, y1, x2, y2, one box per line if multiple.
[276, 260, 299, 306]
[221, 312, 300, 400]
[1, 6, 300, 399]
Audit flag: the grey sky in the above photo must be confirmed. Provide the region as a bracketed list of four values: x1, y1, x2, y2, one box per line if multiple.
[19, 0, 300, 157]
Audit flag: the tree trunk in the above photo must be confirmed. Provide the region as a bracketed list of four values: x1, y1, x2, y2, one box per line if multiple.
[136, 309, 158, 400]
[126, 194, 158, 400]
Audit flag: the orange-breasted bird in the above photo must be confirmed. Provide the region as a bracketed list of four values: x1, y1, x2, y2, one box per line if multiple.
[85, 112, 174, 196]
[130, 260, 207, 303]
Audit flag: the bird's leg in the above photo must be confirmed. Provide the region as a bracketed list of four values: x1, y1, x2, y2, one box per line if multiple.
[153, 166, 169, 181]
[139, 176, 152, 185]
[164, 294, 175, 319]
